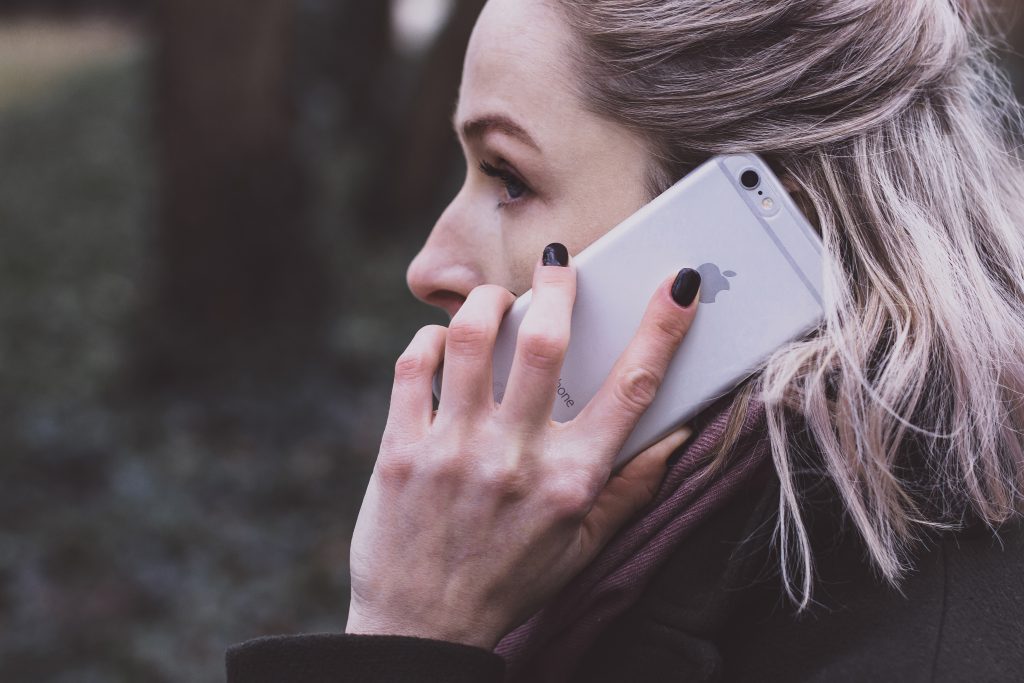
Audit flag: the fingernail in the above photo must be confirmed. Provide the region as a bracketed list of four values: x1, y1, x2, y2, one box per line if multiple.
[542, 243, 569, 267]
[672, 268, 701, 308]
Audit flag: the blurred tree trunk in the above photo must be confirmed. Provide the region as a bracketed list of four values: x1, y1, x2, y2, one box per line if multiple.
[142, 0, 330, 386]
[390, 0, 486, 221]
[334, 0, 393, 137]
[355, 0, 486, 243]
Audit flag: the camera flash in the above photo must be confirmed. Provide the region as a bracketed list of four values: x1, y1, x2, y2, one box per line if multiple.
[761, 197, 775, 211]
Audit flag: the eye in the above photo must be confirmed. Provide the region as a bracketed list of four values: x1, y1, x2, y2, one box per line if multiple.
[504, 175, 527, 200]
[479, 160, 530, 207]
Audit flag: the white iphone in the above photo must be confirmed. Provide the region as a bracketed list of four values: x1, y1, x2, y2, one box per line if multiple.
[433, 153, 827, 471]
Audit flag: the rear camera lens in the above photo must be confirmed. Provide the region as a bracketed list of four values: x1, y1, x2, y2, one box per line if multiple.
[740, 170, 761, 190]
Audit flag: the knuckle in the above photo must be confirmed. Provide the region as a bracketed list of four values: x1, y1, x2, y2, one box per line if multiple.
[447, 319, 492, 353]
[394, 352, 430, 381]
[394, 325, 446, 380]
[652, 310, 689, 343]
[615, 365, 661, 414]
[517, 328, 567, 372]
[476, 460, 529, 500]
[375, 451, 416, 487]
[430, 452, 474, 485]
[423, 439, 475, 482]
[544, 476, 592, 520]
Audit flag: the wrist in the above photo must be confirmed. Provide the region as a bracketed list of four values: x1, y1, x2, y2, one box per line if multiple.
[345, 603, 503, 651]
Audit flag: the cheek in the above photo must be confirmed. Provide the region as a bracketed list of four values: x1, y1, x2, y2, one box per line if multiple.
[502, 232, 544, 295]
[494, 158, 650, 295]
[572, 175, 650, 247]
[499, 204, 612, 294]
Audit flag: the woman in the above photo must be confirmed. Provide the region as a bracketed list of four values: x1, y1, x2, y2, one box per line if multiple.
[227, 0, 1024, 680]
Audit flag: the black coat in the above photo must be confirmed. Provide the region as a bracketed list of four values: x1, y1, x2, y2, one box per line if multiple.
[226, 456, 1024, 682]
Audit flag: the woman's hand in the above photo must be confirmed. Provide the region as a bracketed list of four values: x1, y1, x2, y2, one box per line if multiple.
[346, 245, 701, 650]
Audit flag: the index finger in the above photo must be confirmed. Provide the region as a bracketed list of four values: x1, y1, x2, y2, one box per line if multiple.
[497, 246, 577, 430]
[571, 268, 701, 467]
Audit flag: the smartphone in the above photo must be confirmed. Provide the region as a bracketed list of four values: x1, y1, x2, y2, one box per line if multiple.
[433, 153, 826, 471]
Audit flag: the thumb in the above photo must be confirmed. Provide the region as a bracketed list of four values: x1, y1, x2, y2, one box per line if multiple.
[578, 424, 694, 560]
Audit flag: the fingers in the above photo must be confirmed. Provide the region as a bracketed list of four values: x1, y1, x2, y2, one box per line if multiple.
[387, 324, 448, 440]
[437, 284, 517, 419]
[573, 268, 701, 470]
[578, 424, 693, 559]
[498, 244, 577, 429]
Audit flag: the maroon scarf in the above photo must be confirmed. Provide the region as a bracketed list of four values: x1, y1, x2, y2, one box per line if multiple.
[494, 390, 772, 682]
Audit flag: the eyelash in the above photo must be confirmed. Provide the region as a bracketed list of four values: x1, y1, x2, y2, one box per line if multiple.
[478, 160, 530, 209]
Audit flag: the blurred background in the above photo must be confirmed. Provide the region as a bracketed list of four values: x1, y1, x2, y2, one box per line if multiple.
[0, 1, 1021, 681]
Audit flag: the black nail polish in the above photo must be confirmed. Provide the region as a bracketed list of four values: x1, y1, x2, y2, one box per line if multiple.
[672, 268, 701, 308]
[542, 243, 569, 267]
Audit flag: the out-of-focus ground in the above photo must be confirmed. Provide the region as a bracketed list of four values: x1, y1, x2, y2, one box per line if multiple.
[1, 9, 1023, 683]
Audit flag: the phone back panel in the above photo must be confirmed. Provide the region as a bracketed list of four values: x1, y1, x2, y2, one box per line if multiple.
[435, 154, 826, 470]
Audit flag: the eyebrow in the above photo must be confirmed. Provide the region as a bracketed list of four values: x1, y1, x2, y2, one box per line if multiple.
[455, 113, 541, 152]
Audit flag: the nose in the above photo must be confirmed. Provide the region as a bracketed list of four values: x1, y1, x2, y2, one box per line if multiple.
[406, 201, 486, 319]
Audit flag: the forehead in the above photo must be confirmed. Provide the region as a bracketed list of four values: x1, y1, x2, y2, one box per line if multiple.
[457, 0, 579, 140]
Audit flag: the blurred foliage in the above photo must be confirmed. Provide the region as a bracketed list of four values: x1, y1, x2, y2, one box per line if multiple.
[0, 19, 438, 683]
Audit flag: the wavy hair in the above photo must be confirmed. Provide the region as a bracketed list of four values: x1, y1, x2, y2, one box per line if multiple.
[558, 0, 1024, 607]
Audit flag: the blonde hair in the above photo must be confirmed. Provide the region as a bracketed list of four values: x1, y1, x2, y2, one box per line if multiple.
[559, 0, 1024, 607]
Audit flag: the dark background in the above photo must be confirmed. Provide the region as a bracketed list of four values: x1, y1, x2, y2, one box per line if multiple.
[0, 2, 1021, 680]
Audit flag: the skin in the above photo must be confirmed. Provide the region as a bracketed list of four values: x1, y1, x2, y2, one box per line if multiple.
[345, 0, 701, 649]
[404, 0, 654, 312]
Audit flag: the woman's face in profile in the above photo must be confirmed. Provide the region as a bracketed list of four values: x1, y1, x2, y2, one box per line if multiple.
[406, 0, 655, 318]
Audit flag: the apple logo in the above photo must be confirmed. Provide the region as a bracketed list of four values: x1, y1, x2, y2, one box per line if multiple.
[696, 263, 737, 304]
